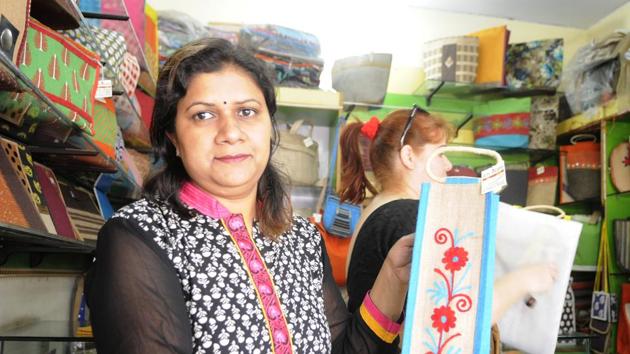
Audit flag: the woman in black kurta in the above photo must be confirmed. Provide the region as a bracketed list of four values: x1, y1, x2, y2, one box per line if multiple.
[87, 38, 413, 354]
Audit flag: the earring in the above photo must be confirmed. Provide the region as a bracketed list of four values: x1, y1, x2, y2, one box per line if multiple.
[176, 149, 180, 157]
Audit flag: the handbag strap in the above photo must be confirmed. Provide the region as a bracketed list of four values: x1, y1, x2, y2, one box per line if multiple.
[570, 133, 598, 144]
[594, 219, 610, 293]
[523, 205, 567, 219]
[327, 106, 355, 193]
[603, 221, 609, 293]
[289, 120, 314, 137]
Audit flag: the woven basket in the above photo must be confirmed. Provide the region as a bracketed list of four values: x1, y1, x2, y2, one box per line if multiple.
[423, 36, 479, 83]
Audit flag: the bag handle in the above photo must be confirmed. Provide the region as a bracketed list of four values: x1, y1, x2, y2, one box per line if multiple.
[594, 220, 609, 293]
[523, 205, 567, 219]
[570, 133, 597, 145]
[289, 119, 314, 137]
[425, 146, 504, 184]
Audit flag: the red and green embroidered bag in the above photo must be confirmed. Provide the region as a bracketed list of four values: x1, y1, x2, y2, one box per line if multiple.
[19, 19, 101, 135]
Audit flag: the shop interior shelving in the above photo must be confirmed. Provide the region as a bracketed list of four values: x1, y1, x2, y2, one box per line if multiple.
[275, 87, 343, 127]
[414, 79, 558, 106]
[0, 50, 136, 265]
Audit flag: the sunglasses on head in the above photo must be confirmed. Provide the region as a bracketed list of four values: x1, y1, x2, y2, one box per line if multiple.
[399, 104, 429, 147]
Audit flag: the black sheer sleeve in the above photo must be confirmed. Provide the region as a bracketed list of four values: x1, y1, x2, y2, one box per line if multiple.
[346, 199, 418, 314]
[322, 237, 400, 354]
[85, 218, 192, 354]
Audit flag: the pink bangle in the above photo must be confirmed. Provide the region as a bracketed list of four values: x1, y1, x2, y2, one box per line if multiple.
[359, 291, 401, 343]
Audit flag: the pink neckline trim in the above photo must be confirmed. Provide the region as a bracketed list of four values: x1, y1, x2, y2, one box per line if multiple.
[179, 182, 232, 219]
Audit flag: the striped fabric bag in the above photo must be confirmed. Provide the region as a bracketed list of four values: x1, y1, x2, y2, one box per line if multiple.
[58, 180, 105, 241]
[403, 147, 501, 354]
[423, 36, 479, 83]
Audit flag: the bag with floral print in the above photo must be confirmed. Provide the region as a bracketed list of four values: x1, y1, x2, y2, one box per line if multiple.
[402, 146, 501, 354]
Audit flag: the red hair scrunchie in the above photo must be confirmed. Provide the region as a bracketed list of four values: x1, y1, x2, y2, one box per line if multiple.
[360, 116, 380, 141]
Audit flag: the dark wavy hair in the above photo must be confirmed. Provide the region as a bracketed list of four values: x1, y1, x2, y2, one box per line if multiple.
[144, 38, 292, 239]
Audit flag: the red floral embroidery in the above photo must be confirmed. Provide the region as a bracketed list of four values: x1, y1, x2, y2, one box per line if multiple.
[442, 247, 468, 272]
[425, 228, 473, 353]
[623, 144, 630, 167]
[431, 306, 457, 333]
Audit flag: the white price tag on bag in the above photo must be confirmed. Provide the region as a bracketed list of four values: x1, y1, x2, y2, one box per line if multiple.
[303, 137, 314, 148]
[95, 79, 113, 100]
[480, 161, 507, 194]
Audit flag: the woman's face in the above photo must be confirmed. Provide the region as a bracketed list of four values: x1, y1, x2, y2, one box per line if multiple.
[169, 65, 272, 199]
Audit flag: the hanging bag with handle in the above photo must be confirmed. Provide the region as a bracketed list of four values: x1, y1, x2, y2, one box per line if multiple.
[310, 176, 352, 286]
[559, 134, 601, 203]
[322, 110, 362, 238]
[272, 119, 319, 186]
[402, 146, 501, 354]
[494, 204, 582, 354]
[590, 221, 613, 354]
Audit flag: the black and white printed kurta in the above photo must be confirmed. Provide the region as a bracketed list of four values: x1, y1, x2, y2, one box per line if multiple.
[87, 196, 397, 354]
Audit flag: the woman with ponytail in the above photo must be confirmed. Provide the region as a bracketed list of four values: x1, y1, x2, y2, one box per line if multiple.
[340, 107, 558, 353]
[86, 38, 416, 354]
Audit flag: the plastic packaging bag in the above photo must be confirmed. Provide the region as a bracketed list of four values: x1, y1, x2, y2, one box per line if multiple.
[157, 10, 210, 60]
[561, 32, 628, 114]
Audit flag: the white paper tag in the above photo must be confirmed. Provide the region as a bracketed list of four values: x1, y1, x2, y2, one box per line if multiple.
[480, 161, 507, 194]
[95, 79, 113, 99]
[303, 137, 314, 148]
[536, 166, 545, 175]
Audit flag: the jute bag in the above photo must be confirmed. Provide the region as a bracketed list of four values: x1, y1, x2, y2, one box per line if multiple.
[272, 120, 319, 186]
[423, 36, 479, 83]
[402, 146, 501, 354]
[526, 166, 558, 206]
[559, 134, 601, 203]
[495, 205, 582, 354]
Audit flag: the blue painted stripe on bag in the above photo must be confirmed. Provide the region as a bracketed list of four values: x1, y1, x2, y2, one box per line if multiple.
[445, 176, 479, 185]
[401, 182, 431, 354]
[473, 192, 499, 354]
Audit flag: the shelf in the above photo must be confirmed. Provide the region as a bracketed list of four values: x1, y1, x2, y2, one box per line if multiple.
[607, 190, 630, 199]
[414, 80, 557, 106]
[275, 87, 342, 127]
[572, 265, 597, 272]
[0, 223, 94, 252]
[447, 143, 557, 165]
[0, 320, 93, 342]
[0, 222, 94, 266]
[557, 98, 630, 136]
[558, 197, 602, 208]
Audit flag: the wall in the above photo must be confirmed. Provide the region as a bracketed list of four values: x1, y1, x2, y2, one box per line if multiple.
[149, 0, 591, 93]
[149, 1, 628, 94]
[584, 1, 630, 42]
